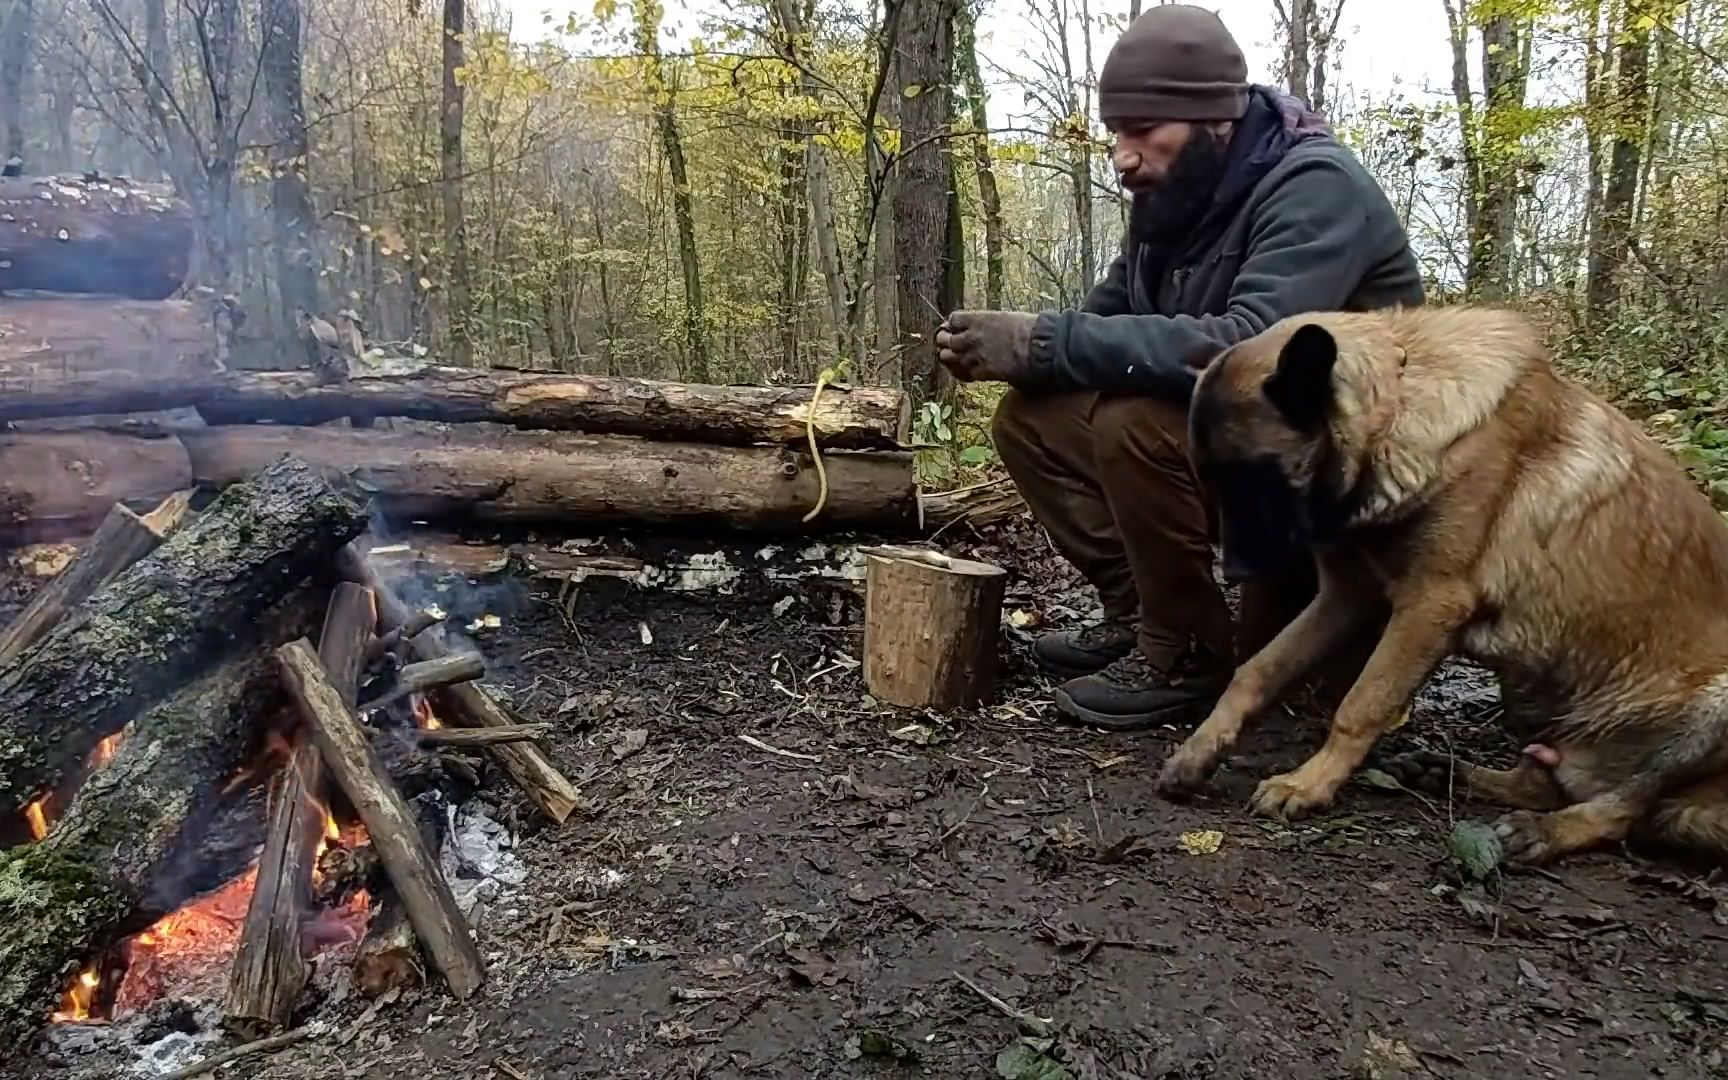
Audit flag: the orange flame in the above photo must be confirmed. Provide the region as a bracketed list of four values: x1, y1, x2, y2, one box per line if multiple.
[23, 798, 49, 841]
[91, 733, 121, 769]
[51, 965, 100, 1023]
[413, 695, 443, 730]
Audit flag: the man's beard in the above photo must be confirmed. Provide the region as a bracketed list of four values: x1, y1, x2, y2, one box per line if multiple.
[1127, 127, 1232, 248]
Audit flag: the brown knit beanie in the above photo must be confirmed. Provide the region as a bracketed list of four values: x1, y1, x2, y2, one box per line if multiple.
[1098, 5, 1249, 125]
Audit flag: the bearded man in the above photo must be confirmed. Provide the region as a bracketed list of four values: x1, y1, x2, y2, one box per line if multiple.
[936, 4, 1423, 730]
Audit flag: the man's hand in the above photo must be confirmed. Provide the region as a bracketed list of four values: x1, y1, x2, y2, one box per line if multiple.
[935, 310, 1038, 384]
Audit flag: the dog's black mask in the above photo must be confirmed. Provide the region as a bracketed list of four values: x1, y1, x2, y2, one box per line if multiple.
[1209, 457, 1311, 583]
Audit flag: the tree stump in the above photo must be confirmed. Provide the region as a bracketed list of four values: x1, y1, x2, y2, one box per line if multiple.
[862, 545, 1007, 710]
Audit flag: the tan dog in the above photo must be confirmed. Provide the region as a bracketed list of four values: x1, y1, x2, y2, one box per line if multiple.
[1154, 305, 1728, 865]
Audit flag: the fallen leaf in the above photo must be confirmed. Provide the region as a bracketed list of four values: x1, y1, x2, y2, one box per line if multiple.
[1178, 829, 1225, 856]
[996, 1038, 1074, 1080]
[1356, 1031, 1420, 1079]
[846, 1029, 917, 1062]
[888, 723, 940, 746]
[1448, 820, 1504, 881]
[612, 728, 649, 760]
[1357, 768, 1403, 791]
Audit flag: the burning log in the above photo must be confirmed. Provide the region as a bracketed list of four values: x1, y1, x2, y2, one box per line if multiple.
[361, 652, 485, 713]
[0, 490, 191, 666]
[180, 425, 921, 533]
[224, 583, 376, 1037]
[193, 368, 911, 450]
[0, 430, 193, 541]
[338, 543, 583, 825]
[0, 457, 367, 823]
[0, 299, 223, 421]
[0, 175, 194, 299]
[0, 652, 284, 1050]
[351, 786, 448, 997]
[276, 638, 486, 999]
[862, 545, 1008, 710]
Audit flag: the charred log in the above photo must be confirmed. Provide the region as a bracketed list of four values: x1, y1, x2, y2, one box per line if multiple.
[0, 457, 367, 823]
[180, 425, 920, 533]
[0, 175, 194, 298]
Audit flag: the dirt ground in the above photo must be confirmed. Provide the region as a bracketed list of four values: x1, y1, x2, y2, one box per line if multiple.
[10, 517, 1728, 1080]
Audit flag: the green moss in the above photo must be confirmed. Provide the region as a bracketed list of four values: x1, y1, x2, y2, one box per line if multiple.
[0, 846, 128, 1049]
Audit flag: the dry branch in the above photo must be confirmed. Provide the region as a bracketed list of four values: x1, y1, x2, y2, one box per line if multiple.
[0, 457, 367, 821]
[0, 176, 194, 298]
[414, 724, 549, 748]
[180, 425, 920, 533]
[277, 638, 485, 999]
[0, 490, 190, 666]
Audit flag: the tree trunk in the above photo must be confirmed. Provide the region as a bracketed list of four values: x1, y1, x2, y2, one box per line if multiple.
[892, 0, 958, 405]
[259, 0, 319, 333]
[0, 431, 192, 540]
[1468, 14, 1527, 299]
[1587, 0, 1651, 321]
[191, 369, 910, 448]
[956, 3, 1004, 308]
[0, 175, 194, 298]
[1286, 0, 1312, 103]
[440, 0, 472, 365]
[181, 426, 921, 532]
[0, 0, 35, 163]
[1442, 0, 1482, 287]
[0, 299, 223, 421]
[0, 653, 285, 1050]
[0, 457, 366, 822]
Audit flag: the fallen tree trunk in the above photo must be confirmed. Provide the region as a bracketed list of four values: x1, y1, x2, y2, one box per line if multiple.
[0, 175, 195, 299]
[277, 638, 485, 1000]
[224, 583, 376, 1037]
[0, 491, 191, 666]
[0, 431, 192, 541]
[193, 369, 911, 449]
[181, 426, 920, 532]
[0, 300, 223, 422]
[0, 457, 367, 823]
[338, 543, 583, 825]
[0, 653, 280, 1050]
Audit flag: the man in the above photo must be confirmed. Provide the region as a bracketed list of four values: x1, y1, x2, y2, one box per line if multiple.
[935, 4, 1423, 731]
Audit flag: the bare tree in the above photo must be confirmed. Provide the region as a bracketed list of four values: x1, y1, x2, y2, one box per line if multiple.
[956, 0, 1003, 308]
[1588, 0, 1652, 320]
[260, 0, 318, 329]
[0, 0, 37, 162]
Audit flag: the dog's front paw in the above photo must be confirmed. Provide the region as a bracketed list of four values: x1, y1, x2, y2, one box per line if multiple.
[1251, 770, 1339, 820]
[1493, 810, 1558, 866]
[1379, 750, 1457, 794]
[1155, 746, 1217, 800]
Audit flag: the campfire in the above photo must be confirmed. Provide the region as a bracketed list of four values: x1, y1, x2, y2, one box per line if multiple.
[0, 460, 578, 1067]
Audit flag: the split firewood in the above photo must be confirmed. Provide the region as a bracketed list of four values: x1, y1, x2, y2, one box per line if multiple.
[361, 652, 485, 714]
[413, 723, 550, 748]
[225, 583, 376, 1037]
[352, 788, 450, 996]
[0, 490, 192, 667]
[861, 545, 1008, 710]
[0, 457, 367, 822]
[0, 650, 291, 1049]
[276, 638, 486, 999]
[368, 608, 444, 662]
[337, 543, 582, 825]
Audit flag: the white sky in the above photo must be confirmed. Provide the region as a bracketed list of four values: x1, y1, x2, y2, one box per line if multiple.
[491, 0, 1461, 123]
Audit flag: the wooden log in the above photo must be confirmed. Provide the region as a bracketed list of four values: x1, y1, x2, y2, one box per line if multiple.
[414, 724, 549, 748]
[0, 430, 192, 541]
[193, 368, 910, 449]
[0, 299, 223, 421]
[0, 653, 281, 1050]
[861, 545, 1008, 710]
[352, 787, 448, 997]
[0, 175, 194, 298]
[0, 490, 191, 666]
[180, 425, 921, 533]
[224, 583, 376, 1037]
[367, 653, 485, 708]
[275, 638, 485, 1000]
[0, 457, 367, 822]
[918, 478, 1026, 535]
[338, 543, 582, 825]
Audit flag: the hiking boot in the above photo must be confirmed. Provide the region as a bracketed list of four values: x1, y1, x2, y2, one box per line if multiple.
[1052, 645, 1228, 731]
[1031, 620, 1137, 677]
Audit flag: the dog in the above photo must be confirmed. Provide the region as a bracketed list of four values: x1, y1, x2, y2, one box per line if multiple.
[1153, 305, 1728, 866]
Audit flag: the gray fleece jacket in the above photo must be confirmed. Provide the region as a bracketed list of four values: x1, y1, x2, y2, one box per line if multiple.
[1028, 87, 1424, 399]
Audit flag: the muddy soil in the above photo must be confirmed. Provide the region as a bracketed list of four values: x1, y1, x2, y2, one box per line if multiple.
[8, 520, 1728, 1080]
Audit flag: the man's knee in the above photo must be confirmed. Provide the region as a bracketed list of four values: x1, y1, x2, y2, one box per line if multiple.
[1090, 394, 1190, 469]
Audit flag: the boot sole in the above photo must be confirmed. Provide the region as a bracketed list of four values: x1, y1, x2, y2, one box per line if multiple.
[1050, 687, 1220, 732]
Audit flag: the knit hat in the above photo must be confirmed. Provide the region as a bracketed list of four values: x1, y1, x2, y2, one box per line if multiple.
[1098, 5, 1249, 125]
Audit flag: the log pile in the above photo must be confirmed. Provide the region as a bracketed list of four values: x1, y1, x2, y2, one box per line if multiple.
[0, 456, 587, 1050]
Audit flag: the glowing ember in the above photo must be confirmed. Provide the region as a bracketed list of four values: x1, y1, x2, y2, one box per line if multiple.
[23, 797, 49, 841]
[413, 696, 443, 730]
[51, 965, 100, 1023]
[90, 733, 121, 769]
[111, 869, 258, 1016]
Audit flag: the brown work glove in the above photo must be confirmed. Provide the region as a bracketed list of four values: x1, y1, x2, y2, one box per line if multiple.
[935, 310, 1041, 385]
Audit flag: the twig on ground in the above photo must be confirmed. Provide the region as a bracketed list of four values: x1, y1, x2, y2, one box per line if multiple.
[952, 972, 1054, 1037]
[736, 733, 820, 763]
[161, 1026, 316, 1080]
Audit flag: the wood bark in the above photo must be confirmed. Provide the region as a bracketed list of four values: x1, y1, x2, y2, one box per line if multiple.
[224, 583, 375, 1037]
[956, 3, 1004, 309]
[352, 787, 448, 996]
[1588, 0, 1652, 321]
[0, 431, 191, 541]
[862, 545, 1005, 709]
[277, 637, 485, 999]
[1469, 14, 1528, 299]
[0, 490, 191, 666]
[0, 0, 35, 162]
[0, 457, 367, 821]
[190, 368, 910, 449]
[440, 0, 471, 365]
[259, 0, 320, 332]
[180, 426, 921, 533]
[918, 479, 1025, 534]
[0, 299, 224, 421]
[0, 654, 281, 1050]
[0, 176, 194, 298]
[338, 542, 583, 824]
[415, 724, 549, 748]
[892, 0, 959, 405]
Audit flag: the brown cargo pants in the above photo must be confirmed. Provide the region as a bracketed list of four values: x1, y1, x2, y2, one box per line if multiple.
[992, 388, 1371, 685]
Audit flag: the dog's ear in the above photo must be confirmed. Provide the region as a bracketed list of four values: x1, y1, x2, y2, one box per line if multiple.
[1263, 323, 1338, 429]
